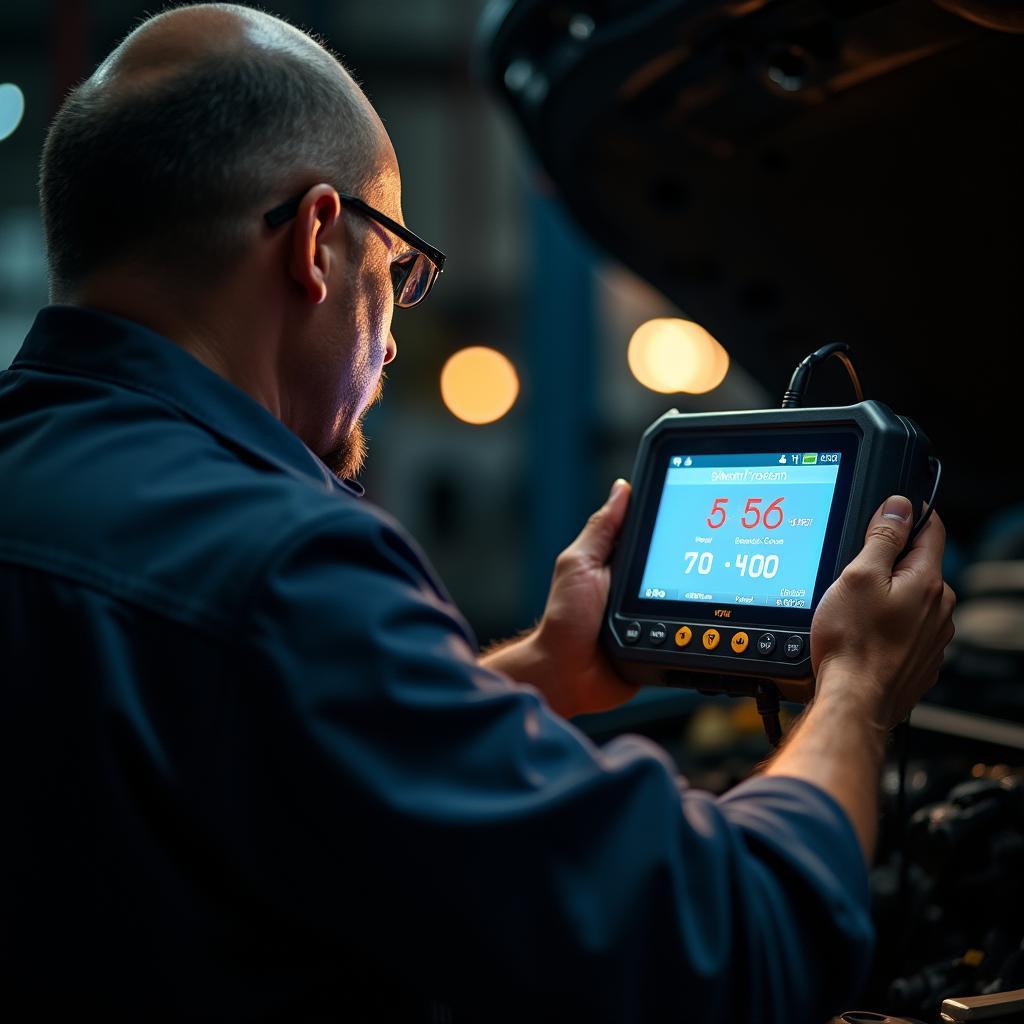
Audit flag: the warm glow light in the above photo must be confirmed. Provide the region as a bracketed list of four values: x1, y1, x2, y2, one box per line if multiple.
[440, 346, 520, 424]
[0, 84, 25, 142]
[627, 318, 729, 394]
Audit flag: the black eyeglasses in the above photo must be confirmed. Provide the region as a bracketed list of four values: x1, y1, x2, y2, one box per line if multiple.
[264, 192, 446, 308]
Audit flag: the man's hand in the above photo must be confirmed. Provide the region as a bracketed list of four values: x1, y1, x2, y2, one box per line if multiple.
[811, 495, 956, 729]
[480, 480, 638, 719]
[768, 494, 956, 860]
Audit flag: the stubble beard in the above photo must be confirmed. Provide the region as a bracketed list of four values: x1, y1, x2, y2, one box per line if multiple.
[323, 371, 386, 481]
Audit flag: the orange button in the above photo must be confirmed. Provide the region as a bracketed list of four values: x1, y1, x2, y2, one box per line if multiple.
[674, 625, 693, 648]
[731, 631, 750, 654]
[702, 628, 720, 651]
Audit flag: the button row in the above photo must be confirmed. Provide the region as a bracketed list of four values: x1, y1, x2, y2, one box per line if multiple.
[622, 622, 805, 660]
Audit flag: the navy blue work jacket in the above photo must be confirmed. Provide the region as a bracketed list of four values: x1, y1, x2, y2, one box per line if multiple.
[0, 306, 873, 1022]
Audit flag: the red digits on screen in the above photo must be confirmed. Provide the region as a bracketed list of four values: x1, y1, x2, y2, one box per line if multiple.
[763, 497, 785, 529]
[706, 496, 785, 529]
[741, 497, 762, 528]
[706, 497, 728, 529]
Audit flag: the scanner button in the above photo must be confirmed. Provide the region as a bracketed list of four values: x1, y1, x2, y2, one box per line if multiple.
[730, 631, 749, 655]
[674, 625, 693, 648]
[624, 621, 642, 645]
[702, 628, 721, 651]
[784, 634, 805, 659]
[648, 623, 668, 646]
[757, 632, 777, 656]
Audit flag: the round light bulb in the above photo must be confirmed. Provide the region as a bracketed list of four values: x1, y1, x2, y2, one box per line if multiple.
[440, 346, 520, 425]
[627, 318, 729, 394]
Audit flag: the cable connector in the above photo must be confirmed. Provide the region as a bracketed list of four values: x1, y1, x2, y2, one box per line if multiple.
[781, 342, 864, 408]
[755, 681, 783, 748]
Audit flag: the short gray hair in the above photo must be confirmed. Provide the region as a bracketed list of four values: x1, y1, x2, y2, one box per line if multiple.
[40, 42, 381, 296]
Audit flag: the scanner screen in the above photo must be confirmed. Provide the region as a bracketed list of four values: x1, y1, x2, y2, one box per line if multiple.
[637, 452, 842, 610]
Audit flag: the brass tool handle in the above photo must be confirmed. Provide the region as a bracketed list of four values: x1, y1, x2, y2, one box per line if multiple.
[941, 988, 1024, 1022]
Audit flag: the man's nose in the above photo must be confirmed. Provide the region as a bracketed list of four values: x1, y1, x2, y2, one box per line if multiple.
[384, 333, 397, 365]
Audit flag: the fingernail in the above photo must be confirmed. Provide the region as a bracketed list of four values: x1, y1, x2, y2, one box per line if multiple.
[608, 478, 627, 500]
[882, 496, 912, 522]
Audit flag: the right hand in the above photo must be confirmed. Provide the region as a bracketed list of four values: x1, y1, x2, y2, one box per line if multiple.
[811, 495, 956, 730]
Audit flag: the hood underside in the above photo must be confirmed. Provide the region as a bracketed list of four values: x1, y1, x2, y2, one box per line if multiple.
[481, 0, 1024, 532]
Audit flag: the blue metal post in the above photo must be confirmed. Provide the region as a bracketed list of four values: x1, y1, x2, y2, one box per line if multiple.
[524, 187, 598, 614]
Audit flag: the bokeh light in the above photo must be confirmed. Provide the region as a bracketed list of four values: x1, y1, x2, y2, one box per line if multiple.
[0, 84, 25, 142]
[440, 346, 520, 424]
[627, 318, 729, 394]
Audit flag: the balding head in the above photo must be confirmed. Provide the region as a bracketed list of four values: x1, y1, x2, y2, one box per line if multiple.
[92, 4, 353, 94]
[40, 3, 390, 297]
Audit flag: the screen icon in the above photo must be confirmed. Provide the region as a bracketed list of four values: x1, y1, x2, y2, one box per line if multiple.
[672, 456, 682, 467]
[802, 453, 818, 465]
[778, 455, 786, 465]
[683, 456, 693, 467]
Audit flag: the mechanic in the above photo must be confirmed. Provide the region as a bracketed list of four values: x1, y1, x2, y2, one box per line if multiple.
[0, 4, 956, 1021]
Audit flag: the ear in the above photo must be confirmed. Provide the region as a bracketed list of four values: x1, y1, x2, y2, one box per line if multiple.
[288, 184, 343, 305]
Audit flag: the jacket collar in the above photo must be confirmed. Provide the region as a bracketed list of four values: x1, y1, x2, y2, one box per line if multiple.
[12, 305, 364, 498]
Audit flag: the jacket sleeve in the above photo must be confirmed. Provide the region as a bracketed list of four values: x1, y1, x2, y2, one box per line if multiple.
[224, 505, 874, 1023]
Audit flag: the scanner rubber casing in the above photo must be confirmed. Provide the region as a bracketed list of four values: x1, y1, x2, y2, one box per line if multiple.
[602, 401, 933, 702]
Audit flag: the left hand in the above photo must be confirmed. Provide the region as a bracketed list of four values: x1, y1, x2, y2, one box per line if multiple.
[482, 480, 638, 718]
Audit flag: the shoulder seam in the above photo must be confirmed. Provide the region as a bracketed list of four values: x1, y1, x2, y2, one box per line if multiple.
[238, 505, 372, 628]
[0, 539, 236, 635]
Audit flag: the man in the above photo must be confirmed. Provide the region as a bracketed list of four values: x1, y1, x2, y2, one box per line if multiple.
[0, 4, 955, 1021]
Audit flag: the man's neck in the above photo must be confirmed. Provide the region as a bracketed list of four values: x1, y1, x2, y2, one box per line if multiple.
[70, 273, 286, 420]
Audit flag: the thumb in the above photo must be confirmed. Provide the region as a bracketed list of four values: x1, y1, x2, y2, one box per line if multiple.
[564, 479, 631, 566]
[851, 495, 914, 578]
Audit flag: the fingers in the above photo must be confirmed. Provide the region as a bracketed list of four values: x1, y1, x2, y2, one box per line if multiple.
[846, 495, 914, 580]
[561, 479, 631, 568]
[894, 510, 947, 580]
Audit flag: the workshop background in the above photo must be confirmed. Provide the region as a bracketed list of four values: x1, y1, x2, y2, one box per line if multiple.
[3, 3, 1024, 1018]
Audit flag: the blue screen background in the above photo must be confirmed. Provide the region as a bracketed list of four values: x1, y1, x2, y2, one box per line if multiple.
[638, 453, 841, 610]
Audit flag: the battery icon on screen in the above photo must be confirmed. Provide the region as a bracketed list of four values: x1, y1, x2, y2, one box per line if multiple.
[802, 453, 818, 465]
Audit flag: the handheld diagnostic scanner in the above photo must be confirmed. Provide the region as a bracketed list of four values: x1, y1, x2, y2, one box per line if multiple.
[603, 345, 940, 705]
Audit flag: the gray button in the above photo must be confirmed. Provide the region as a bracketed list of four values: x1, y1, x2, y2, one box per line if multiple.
[624, 621, 642, 645]
[647, 622, 667, 646]
[757, 632, 777, 656]
[784, 634, 805, 659]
